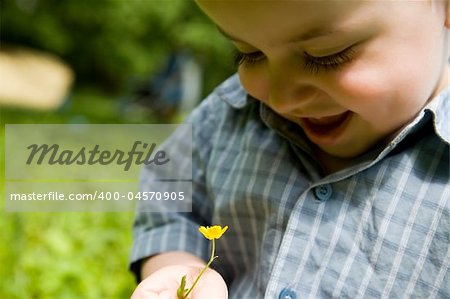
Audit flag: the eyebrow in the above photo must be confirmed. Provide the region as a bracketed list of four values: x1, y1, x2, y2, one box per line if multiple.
[216, 25, 344, 44]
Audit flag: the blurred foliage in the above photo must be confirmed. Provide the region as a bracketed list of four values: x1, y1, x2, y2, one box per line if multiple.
[2, 0, 236, 94]
[0, 90, 140, 299]
[0, 211, 136, 299]
[0, 1, 237, 297]
[0, 87, 163, 124]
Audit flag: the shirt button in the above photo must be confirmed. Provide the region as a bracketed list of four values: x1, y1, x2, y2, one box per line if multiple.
[314, 184, 332, 201]
[279, 288, 297, 299]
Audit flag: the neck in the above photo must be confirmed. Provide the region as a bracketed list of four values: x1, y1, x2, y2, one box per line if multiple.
[317, 150, 355, 175]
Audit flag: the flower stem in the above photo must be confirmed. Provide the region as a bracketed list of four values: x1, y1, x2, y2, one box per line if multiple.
[183, 239, 217, 299]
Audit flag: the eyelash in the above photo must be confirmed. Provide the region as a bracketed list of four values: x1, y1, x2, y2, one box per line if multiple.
[233, 50, 266, 66]
[233, 47, 356, 74]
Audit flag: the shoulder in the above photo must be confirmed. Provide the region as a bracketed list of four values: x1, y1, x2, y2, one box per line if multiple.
[183, 74, 270, 166]
[186, 73, 259, 141]
[187, 73, 253, 122]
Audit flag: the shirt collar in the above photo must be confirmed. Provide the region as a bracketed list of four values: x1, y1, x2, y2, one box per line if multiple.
[423, 86, 450, 144]
[216, 73, 253, 108]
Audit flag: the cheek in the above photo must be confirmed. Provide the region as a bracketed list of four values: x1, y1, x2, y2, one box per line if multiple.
[333, 63, 421, 114]
[333, 39, 438, 116]
[333, 63, 431, 132]
[238, 69, 269, 103]
[333, 68, 392, 111]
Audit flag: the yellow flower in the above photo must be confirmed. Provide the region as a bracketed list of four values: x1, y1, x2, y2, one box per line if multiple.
[198, 225, 228, 240]
[178, 225, 229, 299]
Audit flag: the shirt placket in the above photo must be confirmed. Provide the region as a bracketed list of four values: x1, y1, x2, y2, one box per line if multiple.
[264, 189, 315, 298]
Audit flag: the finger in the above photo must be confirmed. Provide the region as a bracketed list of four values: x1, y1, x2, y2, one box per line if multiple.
[130, 288, 159, 299]
[158, 290, 177, 299]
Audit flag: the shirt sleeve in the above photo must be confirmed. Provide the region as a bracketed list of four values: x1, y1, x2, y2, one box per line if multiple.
[128, 92, 221, 282]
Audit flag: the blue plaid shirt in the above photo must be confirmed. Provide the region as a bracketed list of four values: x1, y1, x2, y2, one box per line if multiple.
[130, 74, 450, 298]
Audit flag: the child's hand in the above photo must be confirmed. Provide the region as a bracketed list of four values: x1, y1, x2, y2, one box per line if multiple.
[131, 264, 228, 299]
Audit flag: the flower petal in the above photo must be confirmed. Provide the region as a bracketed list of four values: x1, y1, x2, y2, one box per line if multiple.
[199, 226, 213, 240]
[198, 225, 228, 240]
[220, 226, 228, 237]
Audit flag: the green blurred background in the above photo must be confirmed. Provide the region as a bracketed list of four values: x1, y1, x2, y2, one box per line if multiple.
[0, 1, 234, 298]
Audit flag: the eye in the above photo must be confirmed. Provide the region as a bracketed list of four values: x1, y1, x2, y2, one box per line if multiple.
[232, 47, 356, 72]
[303, 47, 356, 74]
[233, 49, 266, 67]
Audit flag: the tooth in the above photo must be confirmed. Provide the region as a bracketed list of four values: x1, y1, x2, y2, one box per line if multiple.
[308, 112, 347, 125]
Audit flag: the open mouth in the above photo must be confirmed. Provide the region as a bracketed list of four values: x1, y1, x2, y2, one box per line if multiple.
[305, 111, 350, 131]
[300, 111, 352, 144]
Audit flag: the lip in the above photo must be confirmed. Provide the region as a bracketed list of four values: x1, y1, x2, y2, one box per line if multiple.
[299, 111, 352, 146]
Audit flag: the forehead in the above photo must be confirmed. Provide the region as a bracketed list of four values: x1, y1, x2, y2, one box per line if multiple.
[195, 1, 434, 46]
[196, 0, 358, 21]
[195, 1, 369, 43]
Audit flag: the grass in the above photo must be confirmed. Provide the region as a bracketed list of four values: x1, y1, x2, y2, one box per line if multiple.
[0, 212, 136, 298]
[0, 87, 155, 298]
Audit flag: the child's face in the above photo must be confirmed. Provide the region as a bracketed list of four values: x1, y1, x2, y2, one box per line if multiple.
[196, 0, 450, 158]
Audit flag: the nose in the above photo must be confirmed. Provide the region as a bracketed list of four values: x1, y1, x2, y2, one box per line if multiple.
[267, 61, 319, 115]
